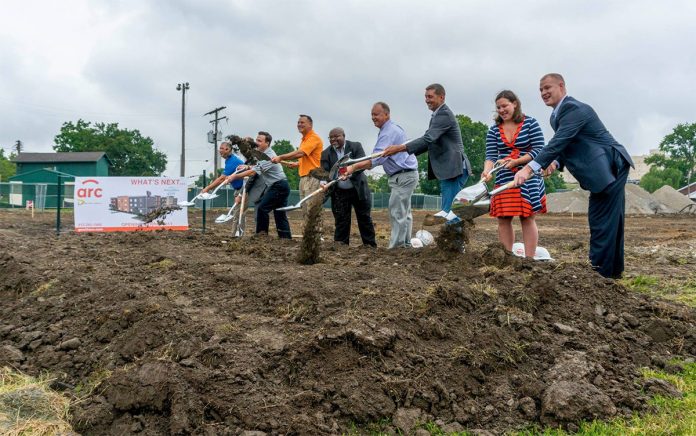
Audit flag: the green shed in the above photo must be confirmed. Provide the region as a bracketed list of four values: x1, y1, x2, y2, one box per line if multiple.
[12, 152, 111, 179]
[3, 152, 111, 208]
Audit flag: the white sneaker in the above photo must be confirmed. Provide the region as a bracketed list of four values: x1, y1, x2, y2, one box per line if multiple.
[445, 211, 458, 221]
[433, 210, 448, 218]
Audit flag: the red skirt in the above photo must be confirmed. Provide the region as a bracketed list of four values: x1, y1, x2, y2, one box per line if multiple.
[490, 187, 547, 218]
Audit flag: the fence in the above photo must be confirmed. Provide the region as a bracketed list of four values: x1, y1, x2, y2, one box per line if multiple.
[1, 182, 441, 210]
[0, 182, 74, 210]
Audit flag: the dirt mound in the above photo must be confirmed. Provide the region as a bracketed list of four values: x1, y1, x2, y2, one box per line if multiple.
[0, 252, 42, 295]
[652, 185, 695, 212]
[547, 185, 678, 215]
[1, 214, 695, 434]
[546, 190, 589, 213]
[625, 184, 674, 214]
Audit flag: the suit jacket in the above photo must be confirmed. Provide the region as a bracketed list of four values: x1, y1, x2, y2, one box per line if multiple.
[405, 103, 472, 180]
[320, 140, 371, 201]
[534, 96, 634, 194]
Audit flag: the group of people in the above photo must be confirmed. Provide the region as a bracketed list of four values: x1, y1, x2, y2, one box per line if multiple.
[200, 73, 633, 279]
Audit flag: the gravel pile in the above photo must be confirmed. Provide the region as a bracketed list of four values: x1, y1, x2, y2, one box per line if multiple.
[547, 184, 693, 215]
[652, 185, 695, 212]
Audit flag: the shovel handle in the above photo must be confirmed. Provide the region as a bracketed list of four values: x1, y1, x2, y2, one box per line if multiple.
[340, 152, 383, 167]
[301, 180, 337, 204]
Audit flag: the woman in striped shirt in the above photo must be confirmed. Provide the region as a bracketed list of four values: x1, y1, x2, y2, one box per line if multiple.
[482, 90, 547, 258]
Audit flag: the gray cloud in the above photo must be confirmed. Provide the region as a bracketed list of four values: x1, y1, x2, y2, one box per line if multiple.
[2, 0, 694, 175]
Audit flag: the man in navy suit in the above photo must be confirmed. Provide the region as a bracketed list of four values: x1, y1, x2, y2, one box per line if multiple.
[514, 73, 634, 278]
[320, 127, 376, 247]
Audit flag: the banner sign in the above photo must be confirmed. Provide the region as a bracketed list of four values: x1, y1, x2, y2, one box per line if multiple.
[74, 177, 188, 232]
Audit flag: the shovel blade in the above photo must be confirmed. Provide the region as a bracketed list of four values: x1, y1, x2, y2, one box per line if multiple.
[454, 181, 487, 203]
[451, 203, 490, 221]
[276, 204, 301, 212]
[215, 214, 233, 224]
[198, 192, 219, 200]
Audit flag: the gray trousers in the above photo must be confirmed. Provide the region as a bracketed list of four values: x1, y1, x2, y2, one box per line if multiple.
[387, 171, 418, 249]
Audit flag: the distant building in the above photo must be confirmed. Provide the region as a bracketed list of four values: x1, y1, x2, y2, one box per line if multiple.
[678, 182, 696, 200]
[11, 152, 111, 180]
[110, 191, 177, 215]
[4, 152, 112, 208]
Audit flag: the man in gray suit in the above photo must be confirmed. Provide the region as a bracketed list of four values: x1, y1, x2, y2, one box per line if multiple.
[514, 73, 634, 278]
[320, 127, 376, 247]
[382, 83, 472, 224]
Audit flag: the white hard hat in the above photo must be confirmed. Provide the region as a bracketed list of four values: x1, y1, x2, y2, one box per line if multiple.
[416, 230, 434, 246]
[410, 237, 424, 248]
[511, 243, 554, 261]
[511, 242, 526, 258]
[533, 246, 553, 261]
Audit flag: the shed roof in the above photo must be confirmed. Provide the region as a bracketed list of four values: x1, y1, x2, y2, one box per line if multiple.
[13, 152, 111, 164]
[8, 168, 76, 181]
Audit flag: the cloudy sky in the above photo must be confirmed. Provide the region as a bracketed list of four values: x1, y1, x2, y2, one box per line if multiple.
[1, 0, 694, 177]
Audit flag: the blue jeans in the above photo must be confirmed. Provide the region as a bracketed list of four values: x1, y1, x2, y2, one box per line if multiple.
[256, 180, 292, 239]
[440, 172, 469, 212]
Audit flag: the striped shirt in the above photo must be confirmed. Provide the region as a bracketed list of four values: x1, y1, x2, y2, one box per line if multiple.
[485, 116, 546, 215]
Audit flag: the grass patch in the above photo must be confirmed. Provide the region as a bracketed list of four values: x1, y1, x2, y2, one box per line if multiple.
[620, 274, 696, 307]
[149, 258, 175, 270]
[32, 279, 59, 296]
[0, 367, 74, 435]
[514, 361, 696, 435]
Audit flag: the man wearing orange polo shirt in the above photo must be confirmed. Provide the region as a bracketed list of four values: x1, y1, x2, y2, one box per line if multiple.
[272, 114, 323, 215]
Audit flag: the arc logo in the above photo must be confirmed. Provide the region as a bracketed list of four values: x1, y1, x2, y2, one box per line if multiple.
[77, 179, 103, 199]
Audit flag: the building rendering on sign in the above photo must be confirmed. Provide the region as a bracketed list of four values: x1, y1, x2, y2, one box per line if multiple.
[109, 191, 178, 215]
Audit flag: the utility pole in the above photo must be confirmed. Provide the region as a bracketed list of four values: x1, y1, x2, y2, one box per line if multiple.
[204, 106, 227, 174]
[15, 140, 22, 154]
[176, 82, 190, 177]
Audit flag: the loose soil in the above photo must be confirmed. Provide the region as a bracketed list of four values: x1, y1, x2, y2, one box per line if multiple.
[1, 209, 695, 435]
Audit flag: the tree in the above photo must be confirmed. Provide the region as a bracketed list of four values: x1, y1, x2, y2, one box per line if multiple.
[640, 167, 683, 193]
[367, 173, 390, 193]
[416, 153, 439, 194]
[0, 148, 16, 181]
[272, 139, 300, 190]
[53, 119, 167, 176]
[457, 115, 489, 186]
[413, 115, 489, 194]
[543, 171, 566, 194]
[644, 123, 696, 189]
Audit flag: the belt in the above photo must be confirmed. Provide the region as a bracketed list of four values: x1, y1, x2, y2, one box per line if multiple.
[388, 168, 416, 177]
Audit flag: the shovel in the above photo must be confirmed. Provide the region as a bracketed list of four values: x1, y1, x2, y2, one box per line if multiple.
[215, 202, 239, 224]
[339, 138, 416, 168]
[233, 180, 248, 237]
[451, 174, 538, 221]
[423, 163, 504, 224]
[181, 167, 249, 207]
[275, 153, 352, 212]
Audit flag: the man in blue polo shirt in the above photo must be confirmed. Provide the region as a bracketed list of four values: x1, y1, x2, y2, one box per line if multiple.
[201, 141, 244, 195]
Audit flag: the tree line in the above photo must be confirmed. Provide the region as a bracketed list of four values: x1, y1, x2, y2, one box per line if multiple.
[2, 119, 694, 196]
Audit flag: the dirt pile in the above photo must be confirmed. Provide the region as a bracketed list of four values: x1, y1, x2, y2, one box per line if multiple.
[547, 184, 684, 215]
[652, 185, 695, 212]
[546, 190, 589, 213]
[625, 184, 674, 214]
[1, 221, 694, 434]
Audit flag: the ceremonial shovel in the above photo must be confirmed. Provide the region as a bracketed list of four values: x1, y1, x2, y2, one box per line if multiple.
[214, 202, 239, 224]
[275, 153, 352, 212]
[338, 138, 416, 168]
[180, 168, 247, 207]
[451, 170, 539, 221]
